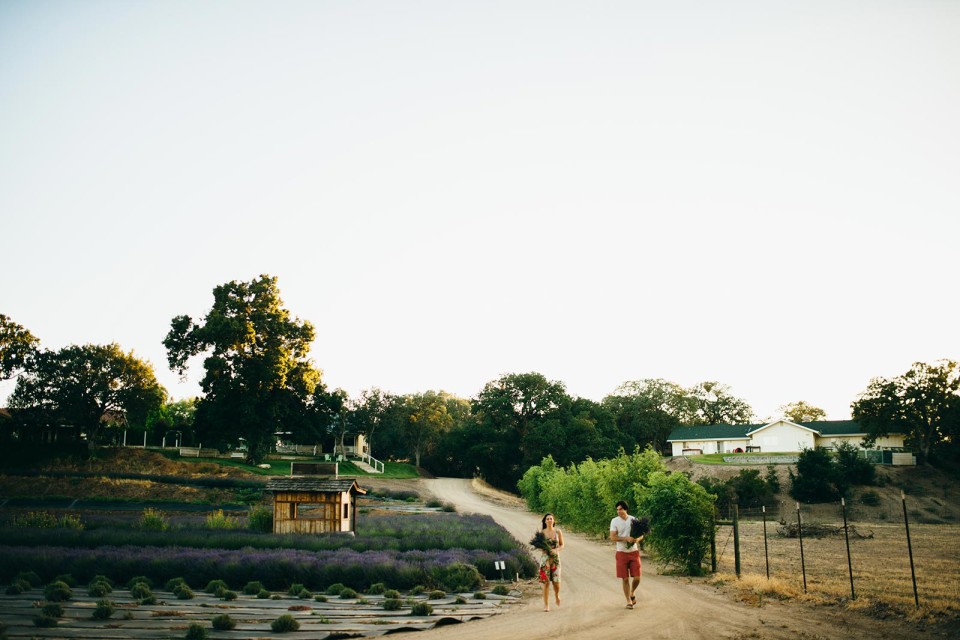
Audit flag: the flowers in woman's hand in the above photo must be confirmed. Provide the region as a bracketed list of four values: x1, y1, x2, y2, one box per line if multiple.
[629, 516, 650, 538]
[530, 531, 558, 561]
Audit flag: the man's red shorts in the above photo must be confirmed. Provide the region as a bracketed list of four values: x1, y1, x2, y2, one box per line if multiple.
[616, 550, 641, 579]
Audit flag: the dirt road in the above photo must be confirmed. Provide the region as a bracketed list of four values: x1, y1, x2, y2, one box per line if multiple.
[419, 478, 946, 640]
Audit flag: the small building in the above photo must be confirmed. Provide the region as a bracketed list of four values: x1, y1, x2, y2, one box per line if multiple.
[667, 420, 906, 458]
[265, 476, 366, 535]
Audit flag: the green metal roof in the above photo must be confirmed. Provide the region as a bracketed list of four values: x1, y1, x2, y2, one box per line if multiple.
[667, 420, 883, 442]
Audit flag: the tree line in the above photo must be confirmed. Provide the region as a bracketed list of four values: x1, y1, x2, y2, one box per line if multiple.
[2, 274, 958, 480]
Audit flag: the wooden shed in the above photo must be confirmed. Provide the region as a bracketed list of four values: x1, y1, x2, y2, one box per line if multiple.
[266, 477, 366, 535]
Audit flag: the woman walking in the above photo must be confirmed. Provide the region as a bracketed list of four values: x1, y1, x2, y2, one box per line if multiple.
[535, 513, 564, 611]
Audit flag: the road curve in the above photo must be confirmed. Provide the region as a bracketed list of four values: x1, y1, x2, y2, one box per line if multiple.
[417, 477, 919, 640]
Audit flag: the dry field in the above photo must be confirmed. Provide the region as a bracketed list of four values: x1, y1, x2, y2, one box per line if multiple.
[710, 519, 960, 621]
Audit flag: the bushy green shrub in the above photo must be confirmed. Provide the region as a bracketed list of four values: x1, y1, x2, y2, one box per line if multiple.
[185, 622, 208, 640]
[14, 570, 42, 587]
[258, 589, 272, 599]
[430, 562, 481, 592]
[247, 505, 273, 533]
[130, 583, 153, 600]
[204, 579, 228, 594]
[410, 602, 433, 616]
[492, 585, 510, 596]
[455, 595, 467, 604]
[165, 577, 188, 591]
[271, 614, 300, 632]
[174, 584, 195, 600]
[442, 503, 457, 512]
[6, 580, 30, 595]
[88, 582, 112, 597]
[211, 614, 236, 630]
[222, 590, 238, 601]
[428, 590, 445, 599]
[313, 594, 327, 602]
[139, 507, 169, 531]
[325, 582, 345, 595]
[12, 511, 59, 528]
[366, 582, 386, 594]
[92, 599, 115, 620]
[127, 575, 153, 589]
[641, 471, 715, 576]
[205, 509, 241, 530]
[32, 614, 58, 627]
[53, 573, 76, 586]
[338, 588, 357, 599]
[383, 598, 403, 610]
[43, 581, 73, 602]
[41, 602, 64, 617]
[473, 591, 486, 599]
[243, 580, 264, 595]
[383, 589, 400, 599]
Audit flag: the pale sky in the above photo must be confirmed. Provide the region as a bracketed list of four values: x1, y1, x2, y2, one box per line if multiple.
[2, 0, 958, 422]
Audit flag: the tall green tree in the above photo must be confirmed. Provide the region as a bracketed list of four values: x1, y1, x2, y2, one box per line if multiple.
[9, 344, 166, 449]
[0, 314, 39, 380]
[164, 275, 325, 463]
[851, 360, 960, 463]
[779, 400, 826, 423]
[348, 388, 392, 458]
[688, 381, 753, 425]
[603, 379, 696, 452]
[404, 391, 454, 468]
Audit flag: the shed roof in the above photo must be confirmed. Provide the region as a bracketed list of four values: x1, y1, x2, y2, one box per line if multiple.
[666, 424, 754, 442]
[265, 478, 366, 494]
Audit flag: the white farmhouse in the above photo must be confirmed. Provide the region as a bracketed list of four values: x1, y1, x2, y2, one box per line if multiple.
[666, 420, 906, 457]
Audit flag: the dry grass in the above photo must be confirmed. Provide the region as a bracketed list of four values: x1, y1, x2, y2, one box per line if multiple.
[710, 520, 960, 621]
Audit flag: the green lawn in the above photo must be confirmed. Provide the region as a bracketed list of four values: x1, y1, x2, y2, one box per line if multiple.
[685, 452, 798, 465]
[164, 452, 419, 478]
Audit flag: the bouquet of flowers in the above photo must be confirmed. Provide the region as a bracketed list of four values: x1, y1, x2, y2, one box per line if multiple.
[530, 531, 558, 562]
[629, 516, 650, 538]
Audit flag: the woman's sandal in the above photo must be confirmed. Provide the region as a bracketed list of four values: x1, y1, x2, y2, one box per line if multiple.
[631, 595, 637, 605]
[626, 603, 634, 609]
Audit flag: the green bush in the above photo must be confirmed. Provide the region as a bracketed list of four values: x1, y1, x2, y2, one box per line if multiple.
[313, 594, 327, 602]
[127, 575, 153, 589]
[6, 580, 30, 595]
[473, 592, 486, 599]
[205, 509, 241, 530]
[247, 505, 273, 532]
[455, 595, 467, 604]
[492, 585, 510, 596]
[271, 614, 300, 632]
[140, 595, 158, 605]
[130, 583, 153, 600]
[139, 507, 169, 531]
[258, 589, 272, 599]
[410, 602, 433, 616]
[12, 511, 58, 528]
[204, 579, 228, 594]
[641, 471, 715, 576]
[212, 614, 236, 630]
[366, 582, 386, 594]
[165, 577, 188, 591]
[89, 582, 112, 597]
[243, 580, 264, 595]
[339, 588, 358, 599]
[222, 590, 238, 601]
[32, 614, 58, 627]
[41, 602, 64, 617]
[430, 562, 481, 592]
[14, 570, 42, 587]
[383, 589, 400, 599]
[442, 503, 457, 512]
[185, 622, 208, 640]
[92, 599, 115, 620]
[428, 590, 446, 599]
[43, 581, 73, 602]
[325, 582, 346, 595]
[53, 573, 76, 586]
[383, 598, 403, 610]
[174, 584, 195, 600]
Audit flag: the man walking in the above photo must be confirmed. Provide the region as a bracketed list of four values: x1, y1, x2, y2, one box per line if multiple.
[609, 500, 643, 609]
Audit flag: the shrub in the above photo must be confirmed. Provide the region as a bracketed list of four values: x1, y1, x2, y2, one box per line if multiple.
[139, 507, 169, 531]
[205, 509, 241, 530]
[44, 581, 73, 602]
[640, 471, 715, 576]
[258, 589, 272, 599]
[127, 575, 153, 589]
[243, 580, 264, 595]
[204, 579, 228, 594]
[313, 594, 327, 602]
[174, 584, 195, 600]
[325, 582, 346, 595]
[59, 514, 84, 530]
[492, 585, 510, 596]
[53, 573, 76, 586]
[185, 622, 208, 640]
[271, 614, 300, 632]
[32, 614, 58, 627]
[383, 598, 403, 610]
[14, 570, 42, 587]
[12, 511, 58, 528]
[222, 590, 238, 601]
[6, 580, 30, 595]
[430, 562, 482, 592]
[442, 503, 457, 512]
[130, 583, 153, 600]
[408, 585, 425, 595]
[92, 599, 115, 620]
[473, 592, 486, 599]
[140, 595, 158, 605]
[410, 602, 433, 616]
[455, 595, 467, 604]
[89, 582, 112, 597]
[425, 499, 443, 508]
[247, 505, 273, 533]
[384, 589, 401, 599]
[41, 602, 64, 617]
[165, 577, 188, 591]
[366, 582, 386, 594]
[428, 590, 446, 599]
[211, 614, 236, 630]
[339, 588, 358, 599]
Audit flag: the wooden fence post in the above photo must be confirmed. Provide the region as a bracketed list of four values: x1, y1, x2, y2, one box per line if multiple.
[797, 502, 807, 593]
[901, 491, 920, 609]
[841, 497, 855, 599]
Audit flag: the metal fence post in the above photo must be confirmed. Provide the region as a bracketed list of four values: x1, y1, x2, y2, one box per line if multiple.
[762, 505, 770, 579]
[797, 502, 807, 593]
[901, 491, 919, 609]
[841, 497, 855, 599]
[733, 503, 741, 578]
